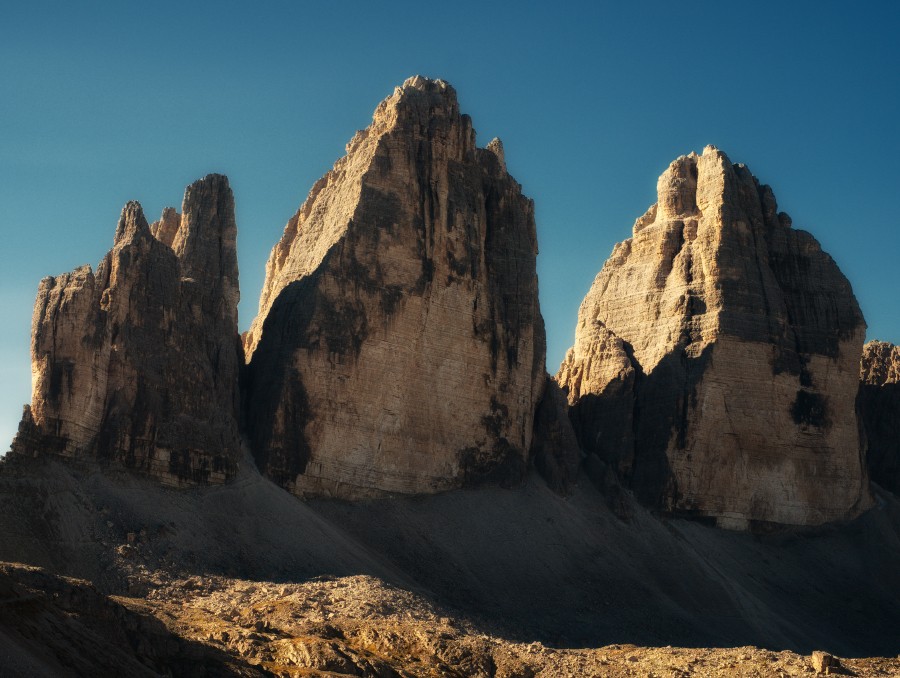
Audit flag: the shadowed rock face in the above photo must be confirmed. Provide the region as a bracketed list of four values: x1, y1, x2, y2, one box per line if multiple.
[244, 76, 546, 498]
[558, 146, 870, 528]
[530, 377, 582, 495]
[11, 175, 242, 485]
[859, 341, 900, 494]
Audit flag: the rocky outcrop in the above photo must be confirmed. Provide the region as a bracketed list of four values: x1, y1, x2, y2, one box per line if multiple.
[0, 562, 258, 676]
[244, 76, 546, 498]
[558, 146, 870, 528]
[859, 341, 900, 494]
[10, 175, 242, 485]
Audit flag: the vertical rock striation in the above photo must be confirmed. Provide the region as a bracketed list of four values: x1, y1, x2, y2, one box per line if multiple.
[859, 341, 900, 494]
[244, 76, 546, 498]
[11, 175, 242, 485]
[558, 146, 870, 528]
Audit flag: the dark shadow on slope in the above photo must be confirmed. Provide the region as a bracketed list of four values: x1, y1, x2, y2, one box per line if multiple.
[567, 379, 635, 474]
[1, 453, 899, 659]
[531, 377, 582, 495]
[313, 481, 900, 657]
[569, 340, 714, 515]
[0, 562, 268, 677]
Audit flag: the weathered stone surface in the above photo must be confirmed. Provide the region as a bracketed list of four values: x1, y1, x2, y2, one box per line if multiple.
[811, 650, 838, 674]
[4, 560, 899, 677]
[558, 146, 870, 527]
[860, 341, 900, 385]
[244, 76, 546, 498]
[859, 341, 900, 494]
[10, 175, 242, 485]
[149, 206, 180, 248]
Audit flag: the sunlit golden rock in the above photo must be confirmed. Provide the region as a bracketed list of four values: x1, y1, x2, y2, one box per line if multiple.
[243, 77, 546, 498]
[559, 146, 870, 527]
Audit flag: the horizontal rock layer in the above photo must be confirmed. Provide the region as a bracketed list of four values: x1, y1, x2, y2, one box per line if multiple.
[558, 146, 870, 527]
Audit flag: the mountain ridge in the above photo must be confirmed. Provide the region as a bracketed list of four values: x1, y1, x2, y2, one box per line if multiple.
[2, 75, 899, 674]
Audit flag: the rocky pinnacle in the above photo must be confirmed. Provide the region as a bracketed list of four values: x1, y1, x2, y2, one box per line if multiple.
[243, 76, 547, 498]
[11, 175, 242, 485]
[558, 146, 870, 528]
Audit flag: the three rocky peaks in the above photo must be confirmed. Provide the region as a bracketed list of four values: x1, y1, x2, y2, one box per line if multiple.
[9, 76, 895, 529]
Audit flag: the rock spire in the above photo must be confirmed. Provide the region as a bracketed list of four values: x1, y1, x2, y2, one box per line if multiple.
[243, 76, 547, 498]
[558, 146, 870, 528]
[11, 175, 242, 485]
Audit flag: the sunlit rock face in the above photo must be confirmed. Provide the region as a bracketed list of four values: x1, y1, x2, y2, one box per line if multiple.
[11, 175, 242, 485]
[558, 146, 870, 528]
[859, 341, 900, 494]
[243, 76, 546, 499]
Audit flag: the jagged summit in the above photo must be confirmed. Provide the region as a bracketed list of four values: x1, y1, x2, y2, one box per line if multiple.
[243, 76, 476, 359]
[11, 174, 242, 485]
[485, 137, 506, 171]
[113, 200, 150, 242]
[398, 74, 453, 93]
[558, 146, 870, 528]
[861, 340, 900, 386]
[243, 76, 546, 499]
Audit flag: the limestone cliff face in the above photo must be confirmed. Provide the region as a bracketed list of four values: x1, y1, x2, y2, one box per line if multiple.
[558, 146, 870, 528]
[244, 76, 546, 498]
[859, 341, 900, 494]
[11, 175, 241, 485]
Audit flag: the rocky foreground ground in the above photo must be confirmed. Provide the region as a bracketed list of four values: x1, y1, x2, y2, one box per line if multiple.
[1, 561, 898, 677]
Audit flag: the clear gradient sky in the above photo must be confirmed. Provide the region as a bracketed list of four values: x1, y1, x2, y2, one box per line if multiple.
[2, 1, 899, 450]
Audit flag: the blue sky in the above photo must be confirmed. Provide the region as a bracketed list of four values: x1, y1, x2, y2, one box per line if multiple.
[2, 1, 898, 450]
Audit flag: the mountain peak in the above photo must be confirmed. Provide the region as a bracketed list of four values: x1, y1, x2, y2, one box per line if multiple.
[559, 148, 869, 527]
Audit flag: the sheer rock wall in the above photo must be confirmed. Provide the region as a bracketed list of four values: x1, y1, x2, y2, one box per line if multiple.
[11, 175, 242, 485]
[558, 146, 870, 528]
[243, 77, 546, 498]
